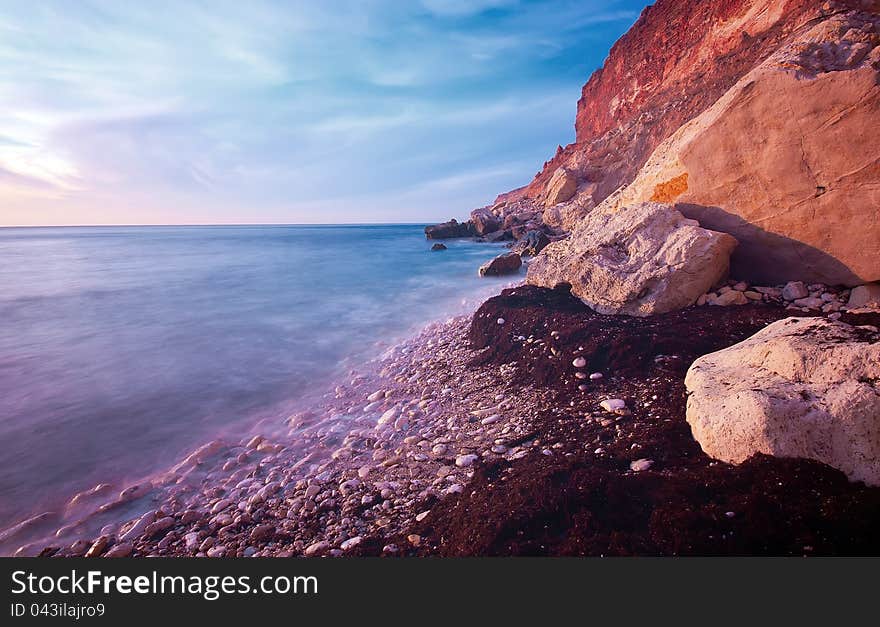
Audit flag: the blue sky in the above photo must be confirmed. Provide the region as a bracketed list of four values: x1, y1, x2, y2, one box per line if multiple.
[0, 0, 646, 226]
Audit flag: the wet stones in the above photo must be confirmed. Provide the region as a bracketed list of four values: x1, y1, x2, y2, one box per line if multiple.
[84, 535, 110, 558]
[304, 540, 330, 557]
[104, 541, 133, 558]
[455, 454, 479, 468]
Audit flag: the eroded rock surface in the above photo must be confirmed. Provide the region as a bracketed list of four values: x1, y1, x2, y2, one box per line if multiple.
[527, 202, 737, 316]
[685, 317, 880, 486]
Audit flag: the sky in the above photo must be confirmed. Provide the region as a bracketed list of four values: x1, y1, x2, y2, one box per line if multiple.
[0, 0, 647, 226]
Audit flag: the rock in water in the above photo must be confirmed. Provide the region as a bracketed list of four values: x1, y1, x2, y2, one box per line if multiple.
[685, 317, 880, 486]
[527, 202, 737, 316]
[431, 243, 447, 251]
[470, 207, 501, 236]
[543, 167, 577, 207]
[479, 252, 522, 277]
[424, 219, 474, 240]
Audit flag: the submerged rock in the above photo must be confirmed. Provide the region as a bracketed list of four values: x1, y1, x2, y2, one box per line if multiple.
[431, 243, 447, 251]
[425, 219, 474, 240]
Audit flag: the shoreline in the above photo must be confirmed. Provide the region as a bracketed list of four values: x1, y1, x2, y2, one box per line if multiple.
[15, 278, 880, 557]
[6, 282, 528, 557]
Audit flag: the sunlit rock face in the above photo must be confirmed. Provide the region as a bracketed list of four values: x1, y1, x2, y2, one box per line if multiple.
[595, 8, 880, 286]
[495, 0, 879, 285]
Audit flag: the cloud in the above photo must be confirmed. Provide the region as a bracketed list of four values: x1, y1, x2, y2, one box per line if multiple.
[419, 0, 518, 18]
[0, 0, 646, 225]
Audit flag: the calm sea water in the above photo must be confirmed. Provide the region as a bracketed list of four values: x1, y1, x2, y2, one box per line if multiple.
[0, 225, 514, 532]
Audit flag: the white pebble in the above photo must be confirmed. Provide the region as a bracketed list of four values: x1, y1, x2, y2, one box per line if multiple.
[629, 459, 653, 472]
[304, 540, 330, 556]
[497, 318, 505, 325]
[455, 454, 479, 468]
[572, 357, 587, 368]
[377, 408, 397, 426]
[600, 398, 626, 412]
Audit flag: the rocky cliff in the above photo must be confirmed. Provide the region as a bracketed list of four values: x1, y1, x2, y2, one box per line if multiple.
[496, 0, 879, 286]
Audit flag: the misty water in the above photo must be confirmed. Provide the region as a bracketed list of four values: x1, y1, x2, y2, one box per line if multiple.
[0, 225, 515, 537]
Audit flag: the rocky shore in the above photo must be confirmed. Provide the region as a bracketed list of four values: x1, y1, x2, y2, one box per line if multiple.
[12, 0, 880, 558]
[20, 280, 879, 558]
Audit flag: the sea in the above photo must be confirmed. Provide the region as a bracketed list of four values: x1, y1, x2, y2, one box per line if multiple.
[0, 224, 515, 547]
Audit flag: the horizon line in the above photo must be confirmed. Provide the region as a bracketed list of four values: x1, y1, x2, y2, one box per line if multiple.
[0, 221, 443, 229]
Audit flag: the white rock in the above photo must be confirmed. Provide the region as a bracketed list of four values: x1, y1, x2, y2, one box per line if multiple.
[782, 281, 809, 301]
[304, 541, 330, 557]
[590, 372, 603, 380]
[497, 318, 506, 325]
[630, 459, 653, 472]
[527, 202, 737, 316]
[211, 499, 231, 514]
[848, 283, 880, 308]
[118, 511, 156, 542]
[340, 536, 362, 551]
[600, 399, 626, 412]
[685, 317, 880, 486]
[573, 357, 587, 368]
[455, 454, 479, 468]
[377, 408, 398, 426]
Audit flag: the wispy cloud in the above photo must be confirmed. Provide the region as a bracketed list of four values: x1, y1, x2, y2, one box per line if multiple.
[0, 0, 643, 225]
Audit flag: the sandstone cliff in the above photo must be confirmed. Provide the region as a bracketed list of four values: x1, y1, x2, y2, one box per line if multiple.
[497, 0, 879, 286]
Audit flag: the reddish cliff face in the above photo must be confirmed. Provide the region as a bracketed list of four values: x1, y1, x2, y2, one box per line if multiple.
[506, 0, 876, 206]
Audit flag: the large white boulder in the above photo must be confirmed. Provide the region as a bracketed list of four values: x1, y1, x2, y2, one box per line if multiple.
[526, 202, 737, 316]
[685, 317, 880, 486]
